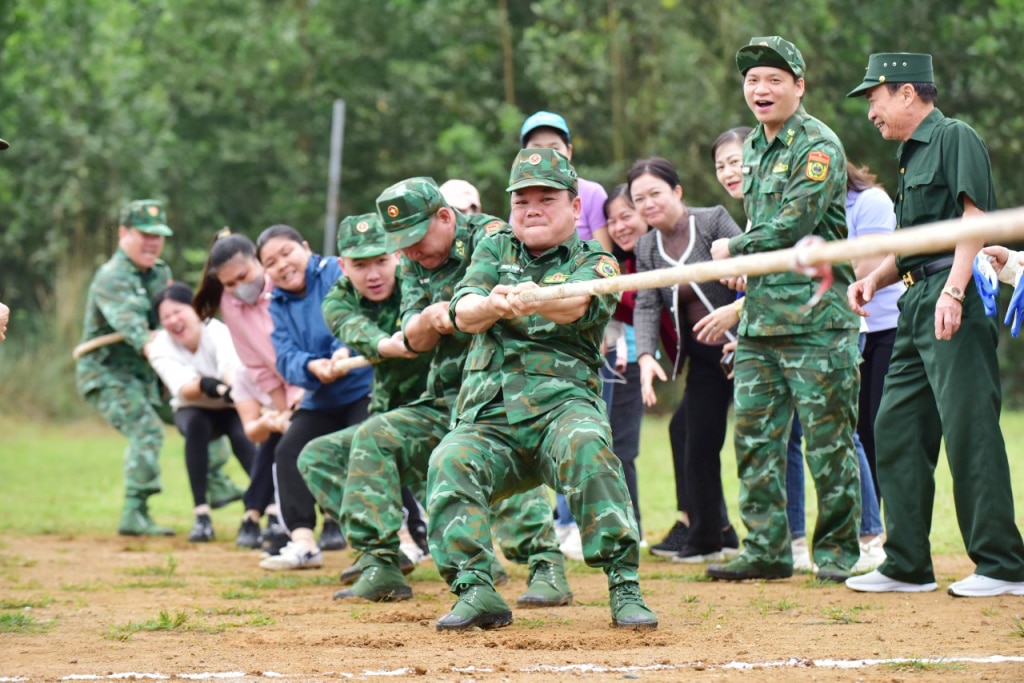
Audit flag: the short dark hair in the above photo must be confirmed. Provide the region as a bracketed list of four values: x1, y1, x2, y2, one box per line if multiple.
[193, 230, 258, 321]
[885, 81, 938, 104]
[522, 125, 569, 149]
[626, 157, 681, 196]
[152, 282, 194, 321]
[256, 224, 306, 262]
[710, 127, 753, 163]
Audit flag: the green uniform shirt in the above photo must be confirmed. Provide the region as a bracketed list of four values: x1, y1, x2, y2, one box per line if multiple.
[321, 267, 431, 414]
[449, 227, 618, 426]
[400, 212, 508, 404]
[893, 108, 997, 274]
[75, 249, 173, 397]
[728, 105, 858, 337]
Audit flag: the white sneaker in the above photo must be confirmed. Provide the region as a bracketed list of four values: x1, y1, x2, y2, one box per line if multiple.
[554, 522, 574, 546]
[258, 542, 323, 571]
[792, 538, 814, 573]
[852, 535, 887, 573]
[558, 523, 584, 561]
[845, 569, 936, 593]
[947, 573, 1024, 597]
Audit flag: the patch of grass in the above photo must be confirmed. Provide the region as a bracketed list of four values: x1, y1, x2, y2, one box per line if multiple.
[0, 596, 53, 609]
[118, 578, 186, 589]
[244, 614, 276, 627]
[123, 555, 177, 578]
[1012, 615, 1024, 637]
[680, 594, 699, 604]
[822, 605, 861, 624]
[61, 582, 100, 592]
[238, 574, 335, 590]
[775, 597, 799, 612]
[0, 611, 54, 634]
[0, 555, 36, 569]
[981, 606, 999, 617]
[883, 659, 964, 673]
[198, 607, 261, 617]
[220, 589, 259, 600]
[106, 609, 191, 641]
[700, 602, 715, 619]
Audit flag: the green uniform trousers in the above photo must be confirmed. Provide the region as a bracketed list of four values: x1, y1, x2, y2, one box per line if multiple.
[733, 329, 861, 571]
[298, 424, 359, 520]
[341, 398, 557, 564]
[875, 278, 1024, 583]
[85, 380, 165, 498]
[427, 399, 640, 591]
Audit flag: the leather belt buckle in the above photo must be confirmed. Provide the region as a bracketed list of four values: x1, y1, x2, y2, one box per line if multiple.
[902, 271, 916, 287]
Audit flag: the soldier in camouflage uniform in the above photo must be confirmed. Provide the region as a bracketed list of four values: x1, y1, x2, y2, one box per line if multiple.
[705, 37, 861, 582]
[426, 148, 657, 631]
[297, 213, 430, 534]
[336, 178, 565, 604]
[76, 200, 178, 536]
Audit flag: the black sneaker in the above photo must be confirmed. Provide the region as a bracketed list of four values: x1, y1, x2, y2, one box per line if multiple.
[236, 518, 262, 549]
[261, 515, 290, 556]
[188, 514, 215, 543]
[319, 518, 347, 551]
[650, 521, 689, 558]
[408, 519, 429, 557]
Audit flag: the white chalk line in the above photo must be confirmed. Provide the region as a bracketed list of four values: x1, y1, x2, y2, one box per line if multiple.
[0, 656, 1021, 681]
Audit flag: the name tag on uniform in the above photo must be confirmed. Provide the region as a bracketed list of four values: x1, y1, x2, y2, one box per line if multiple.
[418, 277, 430, 285]
[498, 264, 523, 274]
[771, 163, 789, 173]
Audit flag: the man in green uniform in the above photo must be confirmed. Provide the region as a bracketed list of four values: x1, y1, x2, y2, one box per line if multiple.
[77, 200, 177, 536]
[297, 213, 430, 569]
[426, 148, 657, 631]
[337, 178, 567, 604]
[845, 53, 1024, 596]
[707, 36, 862, 582]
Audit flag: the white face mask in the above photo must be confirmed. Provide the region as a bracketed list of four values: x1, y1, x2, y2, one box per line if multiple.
[231, 277, 264, 305]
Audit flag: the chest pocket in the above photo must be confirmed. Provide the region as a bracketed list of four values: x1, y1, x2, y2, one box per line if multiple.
[760, 173, 787, 198]
[901, 168, 942, 224]
[464, 343, 495, 371]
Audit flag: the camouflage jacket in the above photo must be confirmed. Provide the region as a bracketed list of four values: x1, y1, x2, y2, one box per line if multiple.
[399, 211, 507, 405]
[449, 227, 618, 425]
[75, 249, 173, 398]
[321, 266, 430, 414]
[727, 106, 858, 336]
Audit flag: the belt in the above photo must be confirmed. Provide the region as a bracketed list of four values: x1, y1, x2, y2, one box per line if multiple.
[901, 256, 955, 288]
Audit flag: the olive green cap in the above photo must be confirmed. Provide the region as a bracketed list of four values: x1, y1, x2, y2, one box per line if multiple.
[337, 212, 387, 259]
[736, 35, 805, 79]
[376, 177, 446, 252]
[506, 148, 578, 194]
[119, 199, 173, 236]
[846, 53, 934, 97]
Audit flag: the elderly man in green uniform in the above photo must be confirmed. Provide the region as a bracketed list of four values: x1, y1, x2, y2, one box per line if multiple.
[707, 36, 862, 582]
[77, 200, 178, 536]
[845, 54, 1024, 596]
[336, 178, 569, 605]
[425, 148, 657, 632]
[297, 213, 430, 585]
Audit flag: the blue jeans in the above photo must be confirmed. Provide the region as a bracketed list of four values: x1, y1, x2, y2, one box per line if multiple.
[786, 411, 883, 539]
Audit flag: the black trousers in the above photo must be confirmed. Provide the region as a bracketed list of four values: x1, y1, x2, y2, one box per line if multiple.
[247, 432, 280, 515]
[668, 338, 734, 553]
[608, 361, 644, 535]
[856, 327, 896, 504]
[174, 407, 255, 509]
[274, 397, 371, 531]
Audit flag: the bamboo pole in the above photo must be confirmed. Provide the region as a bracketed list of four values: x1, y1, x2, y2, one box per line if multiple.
[516, 206, 1024, 303]
[331, 355, 373, 373]
[71, 332, 126, 361]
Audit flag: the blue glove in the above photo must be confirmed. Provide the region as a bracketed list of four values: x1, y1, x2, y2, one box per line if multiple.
[972, 253, 999, 317]
[1005, 270, 1024, 338]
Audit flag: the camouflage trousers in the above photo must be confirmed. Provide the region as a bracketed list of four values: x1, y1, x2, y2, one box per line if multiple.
[428, 399, 641, 591]
[297, 423, 360, 520]
[733, 330, 861, 571]
[342, 397, 557, 565]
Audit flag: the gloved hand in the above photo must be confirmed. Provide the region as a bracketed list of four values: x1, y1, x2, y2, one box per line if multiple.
[199, 376, 232, 401]
[1004, 269, 1024, 338]
[972, 252, 999, 317]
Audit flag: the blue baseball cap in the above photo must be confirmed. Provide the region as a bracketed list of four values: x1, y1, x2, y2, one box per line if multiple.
[520, 111, 571, 146]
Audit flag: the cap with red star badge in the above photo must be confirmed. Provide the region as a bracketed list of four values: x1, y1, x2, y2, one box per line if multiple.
[337, 212, 387, 259]
[119, 199, 173, 236]
[376, 177, 447, 253]
[506, 148, 578, 195]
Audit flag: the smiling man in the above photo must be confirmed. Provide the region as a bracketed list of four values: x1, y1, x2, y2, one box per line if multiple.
[426, 148, 657, 632]
[706, 36, 862, 584]
[76, 200, 177, 536]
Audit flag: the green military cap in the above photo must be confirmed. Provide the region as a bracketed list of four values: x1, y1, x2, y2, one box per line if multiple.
[736, 36, 805, 79]
[337, 212, 387, 259]
[846, 53, 934, 97]
[119, 199, 173, 237]
[376, 177, 446, 252]
[506, 148, 578, 195]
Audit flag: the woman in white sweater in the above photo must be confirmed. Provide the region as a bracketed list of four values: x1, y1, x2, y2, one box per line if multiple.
[148, 283, 256, 542]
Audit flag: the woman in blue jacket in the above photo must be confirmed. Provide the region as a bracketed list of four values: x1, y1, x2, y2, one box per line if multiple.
[256, 224, 374, 570]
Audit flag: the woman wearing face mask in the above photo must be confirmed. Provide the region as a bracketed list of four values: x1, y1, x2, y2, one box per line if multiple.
[254, 224, 374, 571]
[193, 230, 303, 551]
[629, 156, 743, 563]
[148, 282, 256, 543]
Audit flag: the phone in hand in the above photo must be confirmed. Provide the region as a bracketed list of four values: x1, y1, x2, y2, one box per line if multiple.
[720, 349, 736, 377]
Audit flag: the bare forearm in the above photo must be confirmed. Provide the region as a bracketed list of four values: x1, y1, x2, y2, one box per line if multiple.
[454, 294, 503, 333]
[403, 313, 441, 352]
[535, 295, 591, 324]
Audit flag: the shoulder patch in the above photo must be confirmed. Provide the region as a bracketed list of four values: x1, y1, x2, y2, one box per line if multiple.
[542, 272, 568, 284]
[484, 220, 504, 234]
[805, 150, 830, 182]
[594, 255, 620, 278]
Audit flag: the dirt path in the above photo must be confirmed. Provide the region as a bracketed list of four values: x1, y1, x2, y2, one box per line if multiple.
[2, 535, 1023, 681]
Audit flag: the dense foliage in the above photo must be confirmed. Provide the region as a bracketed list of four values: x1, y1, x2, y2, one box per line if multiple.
[4, 0, 1024, 412]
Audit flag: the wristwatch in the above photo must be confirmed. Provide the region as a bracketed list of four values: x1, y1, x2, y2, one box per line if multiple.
[941, 285, 966, 303]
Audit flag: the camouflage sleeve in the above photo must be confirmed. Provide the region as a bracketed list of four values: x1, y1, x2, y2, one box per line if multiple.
[322, 278, 388, 361]
[398, 257, 431, 330]
[92, 270, 155, 352]
[449, 235, 501, 311]
[728, 138, 844, 255]
[567, 248, 618, 330]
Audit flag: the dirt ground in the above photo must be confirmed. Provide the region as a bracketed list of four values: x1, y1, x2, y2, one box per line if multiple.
[2, 535, 1023, 682]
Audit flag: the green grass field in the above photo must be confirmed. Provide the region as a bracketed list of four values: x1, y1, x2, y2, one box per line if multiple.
[2, 413, 1023, 555]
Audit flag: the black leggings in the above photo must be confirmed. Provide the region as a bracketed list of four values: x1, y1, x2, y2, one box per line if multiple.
[857, 327, 896, 504]
[274, 398, 371, 531]
[247, 432, 280, 514]
[174, 407, 255, 508]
